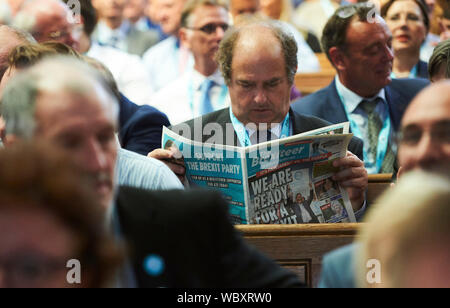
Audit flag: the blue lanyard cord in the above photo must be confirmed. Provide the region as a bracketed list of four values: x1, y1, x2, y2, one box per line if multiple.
[187, 76, 228, 118]
[229, 108, 291, 147]
[339, 96, 391, 173]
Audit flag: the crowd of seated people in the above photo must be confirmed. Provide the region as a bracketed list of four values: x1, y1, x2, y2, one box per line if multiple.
[0, 0, 449, 288]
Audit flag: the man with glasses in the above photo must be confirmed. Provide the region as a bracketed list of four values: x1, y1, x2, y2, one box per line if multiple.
[151, 0, 230, 124]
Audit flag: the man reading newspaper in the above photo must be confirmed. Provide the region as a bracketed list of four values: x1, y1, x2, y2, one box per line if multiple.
[150, 20, 368, 223]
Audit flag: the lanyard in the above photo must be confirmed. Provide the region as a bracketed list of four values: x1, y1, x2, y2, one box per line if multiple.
[229, 108, 291, 147]
[187, 75, 228, 118]
[339, 95, 391, 173]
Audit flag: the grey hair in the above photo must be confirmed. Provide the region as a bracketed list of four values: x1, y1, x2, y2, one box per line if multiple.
[0, 56, 119, 138]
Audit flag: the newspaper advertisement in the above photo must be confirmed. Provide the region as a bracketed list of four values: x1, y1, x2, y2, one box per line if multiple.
[162, 122, 356, 224]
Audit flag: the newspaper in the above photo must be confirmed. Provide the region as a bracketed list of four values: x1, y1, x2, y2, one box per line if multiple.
[162, 122, 356, 224]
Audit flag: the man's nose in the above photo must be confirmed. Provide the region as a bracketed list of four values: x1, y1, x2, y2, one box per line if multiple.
[215, 25, 226, 40]
[383, 44, 394, 62]
[254, 89, 269, 104]
[81, 139, 108, 173]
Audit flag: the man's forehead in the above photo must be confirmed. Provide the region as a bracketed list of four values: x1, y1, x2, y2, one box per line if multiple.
[191, 4, 228, 24]
[35, 89, 115, 123]
[346, 18, 391, 45]
[403, 86, 450, 126]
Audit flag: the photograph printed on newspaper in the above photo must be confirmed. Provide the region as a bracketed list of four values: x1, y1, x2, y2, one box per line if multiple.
[162, 122, 356, 225]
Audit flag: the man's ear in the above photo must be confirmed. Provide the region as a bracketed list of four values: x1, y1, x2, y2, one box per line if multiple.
[3, 134, 18, 147]
[328, 47, 347, 71]
[179, 28, 191, 50]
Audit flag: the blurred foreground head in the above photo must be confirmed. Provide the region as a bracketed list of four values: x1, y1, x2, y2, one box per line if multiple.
[357, 170, 450, 288]
[0, 142, 122, 288]
[0, 56, 119, 209]
[398, 80, 450, 173]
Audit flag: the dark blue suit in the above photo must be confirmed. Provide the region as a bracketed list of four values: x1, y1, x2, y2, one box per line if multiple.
[415, 60, 429, 79]
[291, 78, 429, 133]
[119, 94, 170, 156]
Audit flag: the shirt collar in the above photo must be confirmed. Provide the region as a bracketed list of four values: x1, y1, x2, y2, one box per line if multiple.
[96, 20, 130, 43]
[335, 76, 387, 113]
[191, 69, 224, 91]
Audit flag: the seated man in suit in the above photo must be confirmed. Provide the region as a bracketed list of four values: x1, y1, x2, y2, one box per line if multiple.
[150, 20, 369, 217]
[0, 56, 302, 287]
[318, 80, 450, 288]
[291, 2, 429, 174]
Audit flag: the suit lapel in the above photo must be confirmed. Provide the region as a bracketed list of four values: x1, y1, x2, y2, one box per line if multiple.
[384, 83, 404, 131]
[322, 80, 350, 127]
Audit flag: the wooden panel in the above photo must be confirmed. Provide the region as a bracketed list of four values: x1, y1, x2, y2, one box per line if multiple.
[315, 53, 335, 73]
[236, 223, 360, 287]
[294, 71, 335, 96]
[367, 173, 392, 205]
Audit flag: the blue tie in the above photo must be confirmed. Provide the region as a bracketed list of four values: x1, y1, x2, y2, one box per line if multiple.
[200, 79, 215, 115]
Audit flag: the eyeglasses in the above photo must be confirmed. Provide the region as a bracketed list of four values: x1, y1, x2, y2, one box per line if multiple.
[185, 23, 229, 35]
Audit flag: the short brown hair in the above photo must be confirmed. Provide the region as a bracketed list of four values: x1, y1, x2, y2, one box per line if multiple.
[7, 42, 81, 70]
[180, 0, 229, 28]
[428, 39, 450, 80]
[321, 2, 377, 63]
[0, 141, 122, 287]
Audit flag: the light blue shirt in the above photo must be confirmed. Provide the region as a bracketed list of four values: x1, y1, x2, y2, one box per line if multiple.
[116, 148, 183, 190]
[335, 76, 395, 174]
[93, 20, 131, 52]
[142, 36, 194, 92]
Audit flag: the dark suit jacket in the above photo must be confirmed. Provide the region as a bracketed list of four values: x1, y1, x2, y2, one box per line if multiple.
[119, 94, 170, 156]
[291, 78, 429, 133]
[172, 107, 363, 160]
[116, 187, 303, 288]
[415, 60, 429, 79]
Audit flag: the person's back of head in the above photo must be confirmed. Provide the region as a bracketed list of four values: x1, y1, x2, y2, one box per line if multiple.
[357, 170, 450, 287]
[428, 39, 450, 82]
[0, 25, 36, 79]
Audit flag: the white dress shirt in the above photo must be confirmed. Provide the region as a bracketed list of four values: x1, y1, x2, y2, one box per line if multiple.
[282, 22, 320, 73]
[87, 43, 154, 106]
[151, 69, 230, 125]
[142, 36, 194, 93]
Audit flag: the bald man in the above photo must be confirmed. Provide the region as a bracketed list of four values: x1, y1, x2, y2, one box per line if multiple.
[318, 81, 450, 288]
[397, 80, 450, 173]
[151, 20, 368, 219]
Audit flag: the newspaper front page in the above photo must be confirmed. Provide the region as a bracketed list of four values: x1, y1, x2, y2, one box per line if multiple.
[162, 122, 356, 224]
